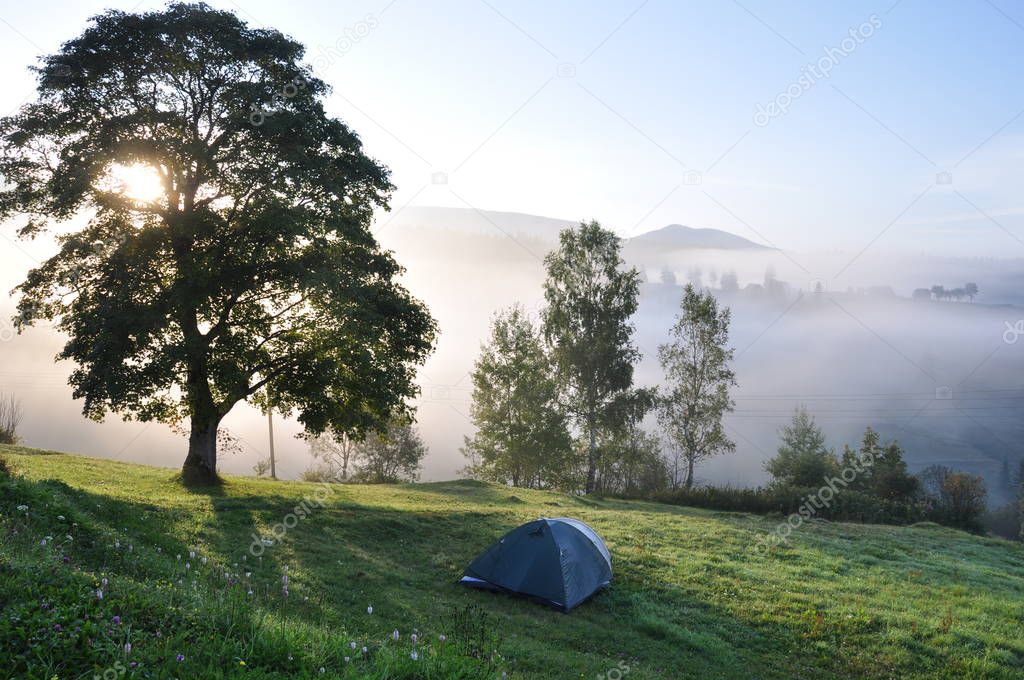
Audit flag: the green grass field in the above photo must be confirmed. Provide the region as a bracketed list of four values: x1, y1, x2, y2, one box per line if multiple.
[1, 444, 1023, 679]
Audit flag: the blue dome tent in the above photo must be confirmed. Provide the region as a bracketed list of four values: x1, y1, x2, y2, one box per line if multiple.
[460, 517, 612, 611]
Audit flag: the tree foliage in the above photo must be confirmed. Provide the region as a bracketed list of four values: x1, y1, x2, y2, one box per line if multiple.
[462, 305, 571, 488]
[657, 284, 736, 489]
[765, 407, 837, 487]
[542, 221, 640, 494]
[0, 3, 435, 481]
[351, 418, 428, 483]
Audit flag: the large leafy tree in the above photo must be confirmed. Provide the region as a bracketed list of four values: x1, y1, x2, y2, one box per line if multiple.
[0, 3, 435, 481]
[350, 418, 428, 483]
[462, 304, 571, 489]
[657, 284, 736, 489]
[542, 221, 640, 494]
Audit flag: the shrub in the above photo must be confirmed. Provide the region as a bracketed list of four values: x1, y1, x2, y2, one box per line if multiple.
[649, 484, 925, 525]
[0, 392, 23, 445]
[982, 503, 1021, 541]
[918, 466, 988, 531]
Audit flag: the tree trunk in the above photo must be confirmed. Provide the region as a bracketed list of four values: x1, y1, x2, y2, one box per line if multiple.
[585, 412, 598, 494]
[182, 413, 221, 484]
[684, 455, 695, 489]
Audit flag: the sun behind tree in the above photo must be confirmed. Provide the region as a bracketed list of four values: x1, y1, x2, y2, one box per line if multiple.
[0, 3, 436, 482]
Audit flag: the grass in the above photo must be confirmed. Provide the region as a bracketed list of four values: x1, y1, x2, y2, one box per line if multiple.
[1, 444, 1023, 679]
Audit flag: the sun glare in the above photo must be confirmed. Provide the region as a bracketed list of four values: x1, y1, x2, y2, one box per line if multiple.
[109, 163, 165, 203]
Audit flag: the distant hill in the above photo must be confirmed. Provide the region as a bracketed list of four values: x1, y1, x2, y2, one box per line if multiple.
[378, 206, 768, 250]
[627, 223, 771, 251]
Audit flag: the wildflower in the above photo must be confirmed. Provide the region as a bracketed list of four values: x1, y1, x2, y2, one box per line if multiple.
[176, 554, 181, 561]
[201, 556, 207, 565]
[344, 656, 350, 663]
[282, 588, 289, 597]
[185, 562, 191, 570]
[176, 654, 185, 662]
[247, 589, 253, 596]
[439, 634, 446, 642]
[112, 615, 121, 625]
[125, 642, 132, 654]
[189, 550, 195, 559]
[411, 633, 418, 644]
[392, 629, 400, 641]
[16, 505, 27, 512]
[65, 535, 73, 542]
[129, 662, 137, 669]
[361, 646, 367, 654]
[57, 515, 65, 521]
[245, 572, 251, 578]
[53, 623, 62, 632]
[115, 539, 121, 549]
[319, 667, 325, 674]
[282, 574, 289, 586]
[96, 589, 104, 600]
[41, 538, 47, 546]
[350, 642, 357, 650]
[238, 661, 246, 667]
[410, 651, 419, 661]
[367, 605, 373, 615]
[101, 578, 108, 587]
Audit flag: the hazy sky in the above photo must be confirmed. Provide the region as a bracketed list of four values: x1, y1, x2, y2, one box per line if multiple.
[2, 0, 1024, 264]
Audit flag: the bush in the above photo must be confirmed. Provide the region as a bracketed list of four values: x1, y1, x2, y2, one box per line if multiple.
[982, 503, 1021, 541]
[649, 484, 926, 525]
[918, 466, 988, 531]
[0, 393, 23, 445]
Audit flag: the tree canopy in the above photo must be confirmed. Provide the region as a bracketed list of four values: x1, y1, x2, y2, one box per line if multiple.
[0, 3, 436, 481]
[542, 221, 640, 494]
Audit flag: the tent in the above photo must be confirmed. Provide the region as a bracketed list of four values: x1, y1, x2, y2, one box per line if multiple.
[460, 517, 612, 611]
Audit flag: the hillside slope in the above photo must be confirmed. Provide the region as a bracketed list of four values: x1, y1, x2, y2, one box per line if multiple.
[1, 445, 1023, 679]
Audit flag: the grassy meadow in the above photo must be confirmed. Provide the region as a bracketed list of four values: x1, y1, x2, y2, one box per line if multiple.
[1, 444, 1023, 679]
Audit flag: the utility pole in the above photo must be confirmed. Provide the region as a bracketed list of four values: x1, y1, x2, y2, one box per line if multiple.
[267, 408, 277, 480]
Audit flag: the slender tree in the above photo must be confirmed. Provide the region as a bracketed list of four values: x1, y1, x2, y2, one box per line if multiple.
[657, 284, 736, 488]
[0, 4, 435, 482]
[462, 305, 570, 488]
[542, 221, 641, 494]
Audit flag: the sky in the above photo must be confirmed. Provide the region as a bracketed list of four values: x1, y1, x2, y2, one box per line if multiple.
[1, 0, 1024, 263]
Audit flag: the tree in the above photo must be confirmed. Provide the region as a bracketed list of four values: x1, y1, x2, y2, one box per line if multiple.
[941, 472, 987, 529]
[542, 221, 640, 494]
[307, 431, 358, 481]
[660, 268, 677, 286]
[351, 418, 428, 483]
[720, 271, 739, 293]
[595, 387, 662, 494]
[964, 282, 978, 302]
[930, 285, 945, 301]
[657, 284, 736, 489]
[462, 305, 571, 488]
[765, 407, 837, 487]
[0, 393, 23, 445]
[252, 458, 271, 478]
[0, 4, 436, 482]
[912, 288, 932, 301]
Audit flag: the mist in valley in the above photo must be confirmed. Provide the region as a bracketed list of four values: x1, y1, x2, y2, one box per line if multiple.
[3, 205, 1021, 501]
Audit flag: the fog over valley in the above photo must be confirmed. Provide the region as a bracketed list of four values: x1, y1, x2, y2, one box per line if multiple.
[3, 206, 1021, 501]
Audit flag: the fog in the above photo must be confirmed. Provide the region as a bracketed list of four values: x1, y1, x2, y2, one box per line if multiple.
[2, 206, 1022, 500]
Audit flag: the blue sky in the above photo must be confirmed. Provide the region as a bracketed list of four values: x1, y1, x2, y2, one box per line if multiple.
[2, 0, 1024, 260]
